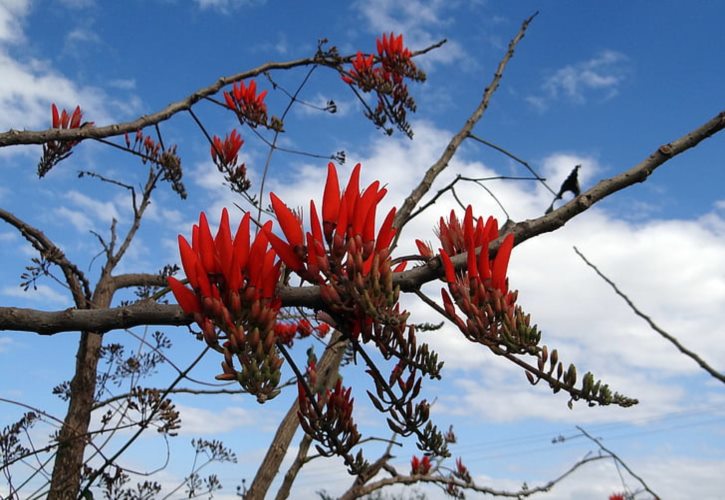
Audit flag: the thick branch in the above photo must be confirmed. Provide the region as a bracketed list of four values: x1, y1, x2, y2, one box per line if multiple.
[1, 112, 723, 335]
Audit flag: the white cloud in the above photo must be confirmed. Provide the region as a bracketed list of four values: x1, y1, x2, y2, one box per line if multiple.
[173, 403, 258, 435]
[65, 190, 121, 224]
[354, 0, 467, 70]
[0, 0, 29, 44]
[193, 0, 266, 14]
[56, 205, 94, 232]
[1, 283, 69, 305]
[527, 50, 631, 111]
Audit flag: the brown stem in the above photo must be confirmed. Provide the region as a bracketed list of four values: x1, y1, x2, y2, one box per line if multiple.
[243, 331, 347, 500]
[47, 290, 111, 499]
[392, 12, 538, 241]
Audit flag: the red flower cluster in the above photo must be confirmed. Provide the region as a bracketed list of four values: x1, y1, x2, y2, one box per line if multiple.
[224, 80, 268, 127]
[52, 104, 83, 131]
[341, 33, 425, 137]
[297, 378, 361, 458]
[168, 209, 284, 401]
[210, 129, 250, 193]
[211, 129, 243, 167]
[268, 162, 397, 280]
[377, 33, 413, 73]
[273, 318, 329, 346]
[267, 162, 405, 341]
[38, 103, 90, 177]
[124, 129, 163, 164]
[435, 207, 523, 345]
[410, 455, 432, 475]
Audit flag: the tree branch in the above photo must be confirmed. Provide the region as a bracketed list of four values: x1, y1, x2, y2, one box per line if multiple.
[1, 113, 723, 335]
[392, 11, 538, 239]
[573, 246, 725, 384]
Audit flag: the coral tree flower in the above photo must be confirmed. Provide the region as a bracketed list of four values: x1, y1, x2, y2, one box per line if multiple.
[410, 455, 432, 475]
[437, 207, 520, 342]
[210, 129, 243, 168]
[223, 80, 268, 126]
[267, 162, 396, 283]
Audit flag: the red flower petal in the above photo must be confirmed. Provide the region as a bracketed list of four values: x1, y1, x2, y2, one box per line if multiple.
[374, 207, 397, 252]
[440, 249, 456, 284]
[233, 212, 251, 270]
[168, 276, 201, 314]
[322, 162, 340, 225]
[51, 104, 59, 128]
[266, 230, 304, 272]
[178, 235, 199, 289]
[492, 233, 514, 292]
[197, 213, 218, 274]
[270, 192, 303, 248]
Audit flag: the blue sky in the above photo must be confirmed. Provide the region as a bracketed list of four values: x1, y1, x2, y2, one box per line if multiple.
[1, 0, 724, 498]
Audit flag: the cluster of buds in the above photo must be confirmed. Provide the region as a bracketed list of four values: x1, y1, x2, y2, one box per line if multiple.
[341, 33, 426, 137]
[410, 455, 432, 475]
[124, 129, 186, 198]
[432, 207, 540, 351]
[38, 104, 92, 177]
[297, 378, 361, 461]
[167, 209, 284, 402]
[273, 318, 330, 346]
[267, 162, 407, 346]
[210, 129, 251, 194]
[268, 162, 448, 456]
[223, 80, 268, 127]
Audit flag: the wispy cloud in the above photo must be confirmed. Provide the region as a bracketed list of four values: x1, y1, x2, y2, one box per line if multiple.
[193, 0, 266, 14]
[1, 283, 69, 305]
[353, 0, 467, 70]
[527, 50, 631, 111]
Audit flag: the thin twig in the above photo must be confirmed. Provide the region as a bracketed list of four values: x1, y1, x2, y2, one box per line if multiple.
[573, 246, 725, 383]
[576, 426, 660, 498]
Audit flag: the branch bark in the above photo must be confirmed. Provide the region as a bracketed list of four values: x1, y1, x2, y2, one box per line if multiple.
[244, 331, 347, 500]
[2, 109, 723, 336]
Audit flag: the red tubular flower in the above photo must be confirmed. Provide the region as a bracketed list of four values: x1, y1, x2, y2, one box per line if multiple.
[211, 129, 243, 167]
[267, 193, 305, 272]
[410, 455, 431, 475]
[322, 163, 341, 243]
[167, 276, 201, 315]
[224, 80, 268, 126]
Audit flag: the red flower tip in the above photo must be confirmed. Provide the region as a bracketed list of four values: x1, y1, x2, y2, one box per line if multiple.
[415, 239, 434, 258]
[168, 276, 201, 315]
[51, 103, 60, 128]
[440, 249, 456, 284]
[492, 233, 514, 293]
[270, 192, 304, 248]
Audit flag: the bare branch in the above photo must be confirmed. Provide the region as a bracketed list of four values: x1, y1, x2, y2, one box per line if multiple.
[576, 426, 660, 498]
[392, 12, 538, 238]
[0, 40, 445, 149]
[345, 454, 609, 499]
[574, 246, 725, 384]
[2, 108, 725, 335]
[0, 207, 91, 305]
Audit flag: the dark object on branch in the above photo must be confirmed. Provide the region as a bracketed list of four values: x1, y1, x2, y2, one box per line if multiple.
[546, 165, 581, 214]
